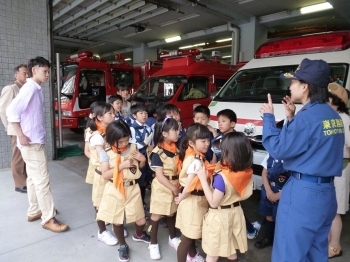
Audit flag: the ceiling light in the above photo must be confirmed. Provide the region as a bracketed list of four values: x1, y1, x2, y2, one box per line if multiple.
[179, 45, 193, 49]
[236, 0, 254, 4]
[222, 55, 231, 58]
[124, 58, 132, 61]
[216, 38, 232, 43]
[259, 10, 291, 22]
[165, 36, 181, 43]
[300, 2, 333, 14]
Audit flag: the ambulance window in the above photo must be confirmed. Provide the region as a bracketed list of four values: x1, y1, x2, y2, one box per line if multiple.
[215, 79, 227, 91]
[178, 77, 208, 101]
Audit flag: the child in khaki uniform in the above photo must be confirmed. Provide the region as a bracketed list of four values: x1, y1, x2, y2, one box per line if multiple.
[197, 132, 254, 262]
[97, 120, 151, 262]
[175, 123, 216, 262]
[84, 101, 103, 185]
[88, 103, 118, 246]
[148, 116, 181, 259]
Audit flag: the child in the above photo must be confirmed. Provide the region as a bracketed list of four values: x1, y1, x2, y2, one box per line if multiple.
[129, 103, 154, 212]
[175, 123, 216, 262]
[108, 94, 124, 121]
[148, 116, 181, 259]
[85, 101, 103, 184]
[197, 132, 254, 262]
[126, 97, 145, 126]
[88, 102, 118, 246]
[97, 120, 150, 262]
[211, 109, 261, 239]
[117, 83, 131, 119]
[161, 104, 186, 147]
[193, 105, 217, 162]
[211, 109, 237, 163]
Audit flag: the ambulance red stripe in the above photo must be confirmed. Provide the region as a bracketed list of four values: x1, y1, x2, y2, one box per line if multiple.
[210, 115, 263, 126]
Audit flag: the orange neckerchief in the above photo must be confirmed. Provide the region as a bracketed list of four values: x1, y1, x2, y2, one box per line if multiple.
[158, 142, 182, 173]
[96, 121, 106, 134]
[185, 146, 216, 192]
[111, 145, 129, 199]
[221, 165, 253, 196]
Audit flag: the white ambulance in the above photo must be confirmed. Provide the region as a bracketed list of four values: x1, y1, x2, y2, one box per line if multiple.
[209, 31, 350, 190]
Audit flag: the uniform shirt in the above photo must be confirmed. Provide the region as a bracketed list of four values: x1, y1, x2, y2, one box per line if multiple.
[6, 78, 46, 148]
[115, 112, 126, 122]
[0, 81, 22, 136]
[150, 148, 175, 168]
[262, 102, 344, 177]
[90, 134, 104, 147]
[129, 120, 152, 154]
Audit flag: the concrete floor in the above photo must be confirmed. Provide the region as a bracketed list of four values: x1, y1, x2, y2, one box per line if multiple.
[0, 130, 349, 262]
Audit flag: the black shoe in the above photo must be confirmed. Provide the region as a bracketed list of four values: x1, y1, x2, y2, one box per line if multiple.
[15, 186, 27, 193]
[132, 231, 151, 243]
[254, 238, 273, 249]
[118, 244, 130, 262]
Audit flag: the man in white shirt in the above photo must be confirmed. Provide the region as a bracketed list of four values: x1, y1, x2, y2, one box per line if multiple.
[0, 65, 28, 193]
[6, 57, 69, 233]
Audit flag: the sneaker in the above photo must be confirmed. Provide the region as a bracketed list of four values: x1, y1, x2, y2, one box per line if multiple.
[132, 231, 151, 243]
[149, 243, 161, 260]
[42, 218, 69, 233]
[168, 236, 180, 250]
[118, 244, 130, 262]
[98, 230, 118, 246]
[186, 252, 205, 262]
[124, 228, 128, 237]
[247, 221, 261, 240]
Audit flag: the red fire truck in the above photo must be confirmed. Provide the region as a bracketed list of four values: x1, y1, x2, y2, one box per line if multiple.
[56, 51, 160, 130]
[131, 49, 245, 127]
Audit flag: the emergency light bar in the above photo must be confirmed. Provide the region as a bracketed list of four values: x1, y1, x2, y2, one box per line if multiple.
[159, 49, 201, 59]
[65, 51, 93, 61]
[254, 31, 350, 58]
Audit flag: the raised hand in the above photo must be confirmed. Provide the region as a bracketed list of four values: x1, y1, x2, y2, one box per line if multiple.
[282, 95, 296, 120]
[259, 93, 274, 116]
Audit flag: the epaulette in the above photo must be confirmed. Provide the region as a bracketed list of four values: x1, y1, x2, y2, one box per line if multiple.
[194, 154, 205, 161]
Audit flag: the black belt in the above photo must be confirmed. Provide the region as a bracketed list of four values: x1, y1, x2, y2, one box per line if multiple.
[291, 172, 334, 184]
[180, 187, 205, 196]
[211, 202, 240, 209]
[109, 179, 138, 187]
[95, 168, 102, 175]
[165, 175, 179, 181]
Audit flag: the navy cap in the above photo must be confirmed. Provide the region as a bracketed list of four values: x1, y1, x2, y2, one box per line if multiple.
[281, 58, 330, 88]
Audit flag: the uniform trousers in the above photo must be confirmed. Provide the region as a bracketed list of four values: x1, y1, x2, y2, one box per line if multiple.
[11, 135, 27, 187]
[20, 144, 56, 225]
[272, 176, 337, 262]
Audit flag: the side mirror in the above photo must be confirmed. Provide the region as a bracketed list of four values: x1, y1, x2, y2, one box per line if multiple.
[210, 91, 218, 100]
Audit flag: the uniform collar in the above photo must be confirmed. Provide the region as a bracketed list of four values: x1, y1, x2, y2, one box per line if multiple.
[14, 80, 24, 88]
[26, 78, 42, 90]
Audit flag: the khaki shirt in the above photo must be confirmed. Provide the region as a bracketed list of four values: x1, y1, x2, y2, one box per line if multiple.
[0, 82, 22, 136]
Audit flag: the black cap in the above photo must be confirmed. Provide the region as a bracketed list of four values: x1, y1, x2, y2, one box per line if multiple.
[281, 58, 330, 88]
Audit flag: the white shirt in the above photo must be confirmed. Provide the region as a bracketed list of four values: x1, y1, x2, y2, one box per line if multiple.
[6, 78, 45, 148]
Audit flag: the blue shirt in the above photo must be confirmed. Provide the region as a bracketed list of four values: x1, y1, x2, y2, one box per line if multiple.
[262, 102, 344, 177]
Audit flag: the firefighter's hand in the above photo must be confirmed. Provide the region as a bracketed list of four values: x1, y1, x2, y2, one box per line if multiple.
[260, 93, 274, 115]
[282, 95, 296, 121]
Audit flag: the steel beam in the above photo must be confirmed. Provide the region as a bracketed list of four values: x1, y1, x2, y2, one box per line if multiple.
[54, 0, 110, 31]
[58, 0, 133, 36]
[89, 7, 168, 39]
[53, 0, 85, 20]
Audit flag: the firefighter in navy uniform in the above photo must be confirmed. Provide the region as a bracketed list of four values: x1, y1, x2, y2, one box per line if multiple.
[260, 58, 344, 262]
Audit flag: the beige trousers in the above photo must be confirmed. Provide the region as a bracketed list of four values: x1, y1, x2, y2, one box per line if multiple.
[20, 144, 56, 224]
[11, 136, 27, 187]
